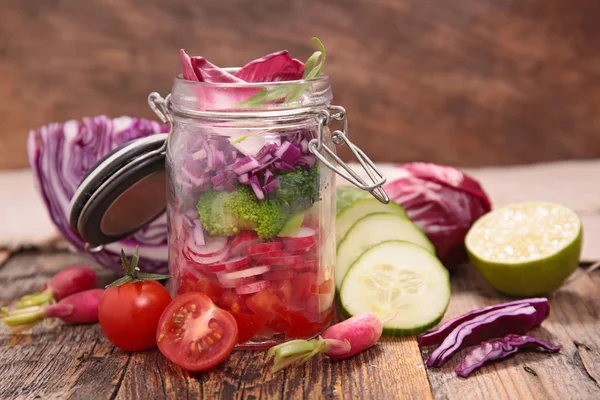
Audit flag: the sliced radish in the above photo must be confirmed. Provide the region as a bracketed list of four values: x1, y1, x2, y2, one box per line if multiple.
[257, 254, 304, 267]
[263, 269, 296, 281]
[235, 280, 271, 295]
[187, 235, 229, 256]
[246, 242, 283, 256]
[208, 256, 251, 272]
[183, 244, 230, 265]
[280, 227, 317, 251]
[297, 259, 319, 270]
[204, 263, 228, 273]
[230, 231, 261, 256]
[216, 273, 237, 288]
[223, 265, 271, 280]
[289, 243, 317, 255]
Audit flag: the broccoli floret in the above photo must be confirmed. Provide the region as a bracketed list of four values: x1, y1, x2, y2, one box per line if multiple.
[196, 186, 289, 239]
[273, 166, 319, 212]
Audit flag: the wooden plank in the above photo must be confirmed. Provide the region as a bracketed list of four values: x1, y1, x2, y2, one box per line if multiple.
[0, 250, 432, 399]
[3, 0, 600, 170]
[422, 264, 600, 400]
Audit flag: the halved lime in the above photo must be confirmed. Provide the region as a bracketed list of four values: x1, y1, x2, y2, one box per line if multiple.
[465, 201, 582, 296]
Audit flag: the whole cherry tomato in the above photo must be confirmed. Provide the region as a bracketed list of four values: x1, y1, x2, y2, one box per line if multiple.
[99, 248, 172, 352]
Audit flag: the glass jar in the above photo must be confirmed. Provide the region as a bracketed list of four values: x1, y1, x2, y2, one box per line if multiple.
[152, 73, 387, 348]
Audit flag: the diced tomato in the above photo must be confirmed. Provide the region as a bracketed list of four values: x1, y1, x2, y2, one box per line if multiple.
[292, 272, 316, 301]
[177, 272, 224, 299]
[229, 310, 267, 344]
[245, 288, 290, 332]
[214, 289, 244, 312]
[279, 308, 333, 339]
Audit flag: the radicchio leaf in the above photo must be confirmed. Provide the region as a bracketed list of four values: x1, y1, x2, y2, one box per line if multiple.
[419, 298, 549, 347]
[180, 49, 244, 83]
[384, 163, 492, 267]
[455, 334, 561, 377]
[27, 116, 170, 274]
[235, 50, 304, 82]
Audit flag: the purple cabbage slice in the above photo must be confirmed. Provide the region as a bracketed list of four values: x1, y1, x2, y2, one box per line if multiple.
[426, 304, 548, 367]
[420, 298, 549, 347]
[27, 116, 169, 273]
[455, 334, 562, 377]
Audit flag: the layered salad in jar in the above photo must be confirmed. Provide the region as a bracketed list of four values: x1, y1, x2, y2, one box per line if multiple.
[166, 42, 336, 346]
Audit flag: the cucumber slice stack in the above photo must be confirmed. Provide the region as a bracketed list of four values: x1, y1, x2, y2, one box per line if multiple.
[335, 187, 451, 336]
[340, 241, 450, 335]
[335, 213, 435, 289]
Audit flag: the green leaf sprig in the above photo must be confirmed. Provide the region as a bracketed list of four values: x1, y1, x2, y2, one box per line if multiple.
[106, 247, 170, 288]
[237, 37, 327, 108]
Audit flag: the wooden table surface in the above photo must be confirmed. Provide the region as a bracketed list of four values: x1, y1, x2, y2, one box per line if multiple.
[1, 248, 599, 400]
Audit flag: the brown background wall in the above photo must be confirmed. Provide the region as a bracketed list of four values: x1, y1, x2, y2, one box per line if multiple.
[1, 0, 600, 170]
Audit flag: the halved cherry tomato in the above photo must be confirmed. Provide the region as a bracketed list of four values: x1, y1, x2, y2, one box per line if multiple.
[292, 272, 315, 301]
[156, 293, 237, 372]
[229, 310, 267, 344]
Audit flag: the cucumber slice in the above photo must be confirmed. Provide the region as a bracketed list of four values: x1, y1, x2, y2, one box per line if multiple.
[335, 213, 435, 289]
[277, 211, 305, 237]
[336, 187, 407, 244]
[340, 240, 450, 336]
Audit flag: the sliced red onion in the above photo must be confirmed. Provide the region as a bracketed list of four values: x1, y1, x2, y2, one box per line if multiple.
[274, 161, 296, 172]
[274, 141, 301, 164]
[263, 178, 281, 193]
[249, 175, 265, 200]
[238, 173, 250, 184]
[233, 156, 261, 175]
[213, 149, 226, 169]
[181, 165, 208, 186]
[297, 155, 316, 168]
[193, 221, 205, 246]
[300, 139, 309, 153]
[255, 143, 277, 160]
[191, 148, 208, 161]
[211, 171, 226, 186]
[264, 169, 274, 184]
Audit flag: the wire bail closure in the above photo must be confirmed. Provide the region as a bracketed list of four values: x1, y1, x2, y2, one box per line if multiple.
[309, 105, 389, 204]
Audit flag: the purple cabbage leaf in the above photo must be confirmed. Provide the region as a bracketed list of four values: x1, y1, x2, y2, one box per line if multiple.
[384, 163, 492, 267]
[455, 334, 561, 377]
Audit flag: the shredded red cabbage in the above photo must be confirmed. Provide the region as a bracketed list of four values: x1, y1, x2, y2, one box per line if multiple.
[455, 334, 561, 377]
[385, 163, 492, 267]
[27, 116, 170, 273]
[425, 304, 548, 367]
[420, 298, 549, 347]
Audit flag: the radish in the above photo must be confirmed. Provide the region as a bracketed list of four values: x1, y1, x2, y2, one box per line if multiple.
[246, 242, 283, 255]
[279, 227, 317, 251]
[223, 265, 271, 280]
[208, 256, 251, 272]
[17, 265, 98, 308]
[235, 280, 270, 295]
[267, 312, 384, 373]
[253, 254, 304, 267]
[2, 289, 104, 333]
[230, 231, 261, 256]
